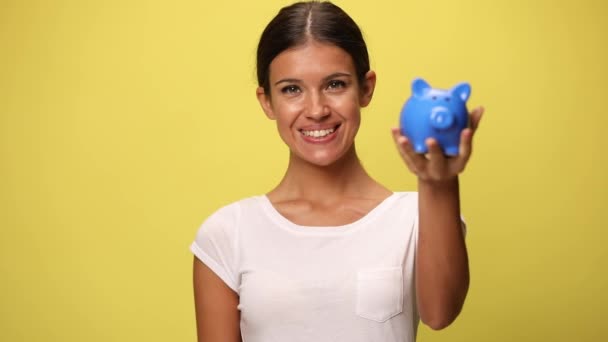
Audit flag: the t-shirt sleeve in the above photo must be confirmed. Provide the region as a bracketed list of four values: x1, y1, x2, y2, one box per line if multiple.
[190, 203, 240, 292]
[460, 216, 467, 237]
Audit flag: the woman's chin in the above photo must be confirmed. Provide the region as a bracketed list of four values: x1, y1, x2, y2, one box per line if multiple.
[292, 148, 353, 167]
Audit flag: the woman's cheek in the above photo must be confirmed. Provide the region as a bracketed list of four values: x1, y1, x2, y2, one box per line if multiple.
[281, 101, 304, 121]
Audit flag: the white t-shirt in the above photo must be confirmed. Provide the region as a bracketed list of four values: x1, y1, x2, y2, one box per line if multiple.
[191, 192, 422, 342]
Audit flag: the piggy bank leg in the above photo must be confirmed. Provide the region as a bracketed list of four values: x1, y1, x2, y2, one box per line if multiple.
[414, 143, 428, 154]
[444, 146, 459, 156]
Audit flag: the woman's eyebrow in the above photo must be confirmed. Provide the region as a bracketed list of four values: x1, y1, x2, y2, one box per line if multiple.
[274, 78, 301, 86]
[322, 72, 352, 81]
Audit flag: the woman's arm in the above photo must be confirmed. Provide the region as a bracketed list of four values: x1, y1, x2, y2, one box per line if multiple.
[392, 106, 483, 330]
[415, 178, 468, 330]
[193, 257, 241, 342]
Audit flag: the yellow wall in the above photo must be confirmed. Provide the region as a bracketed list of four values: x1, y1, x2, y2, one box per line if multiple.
[1, 0, 606, 341]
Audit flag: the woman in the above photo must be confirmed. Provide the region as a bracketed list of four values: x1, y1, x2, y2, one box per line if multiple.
[191, 1, 483, 341]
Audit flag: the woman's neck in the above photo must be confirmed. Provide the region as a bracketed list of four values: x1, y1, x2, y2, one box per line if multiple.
[268, 146, 388, 203]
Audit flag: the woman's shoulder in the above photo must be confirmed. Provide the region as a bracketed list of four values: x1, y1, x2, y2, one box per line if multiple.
[203, 195, 265, 223]
[391, 191, 418, 203]
[381, 191, 419, 217]
[194, 195, 264, 240]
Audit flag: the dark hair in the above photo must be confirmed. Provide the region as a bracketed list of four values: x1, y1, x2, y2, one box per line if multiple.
[256, 1, 370, 94]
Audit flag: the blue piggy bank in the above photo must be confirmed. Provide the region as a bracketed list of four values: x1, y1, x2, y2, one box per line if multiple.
[399, 78, 471, 156]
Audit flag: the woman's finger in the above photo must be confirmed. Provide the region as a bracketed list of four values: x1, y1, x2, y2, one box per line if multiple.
[391, 128, 419, 174]
[469, 106, 484, 133]
[425, 137, 447, 179]
[425, 137, 444, 162]
[453, 127, 473, 173]
[401, 135, 428, 173]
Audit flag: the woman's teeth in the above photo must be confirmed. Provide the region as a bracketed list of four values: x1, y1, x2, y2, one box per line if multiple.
[301, 127, 335, 138]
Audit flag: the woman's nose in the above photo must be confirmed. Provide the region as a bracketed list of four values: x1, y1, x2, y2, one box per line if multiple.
[306, 92, 330, 120]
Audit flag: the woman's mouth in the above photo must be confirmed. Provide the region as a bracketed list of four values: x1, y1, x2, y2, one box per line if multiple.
[299, 124, 341, 142]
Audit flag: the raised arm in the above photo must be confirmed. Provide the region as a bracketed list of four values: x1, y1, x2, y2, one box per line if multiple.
[392, 107, 483, 329]
[193, 257, 241, 342]
[415, 177, 469, 329]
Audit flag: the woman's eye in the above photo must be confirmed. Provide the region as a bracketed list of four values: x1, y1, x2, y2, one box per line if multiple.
[281, 85, 300, 94]
[327, 80, 346, 90]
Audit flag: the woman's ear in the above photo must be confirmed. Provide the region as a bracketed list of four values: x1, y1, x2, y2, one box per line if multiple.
[256, 87, 276, 120]
[359, 70, 376, 108]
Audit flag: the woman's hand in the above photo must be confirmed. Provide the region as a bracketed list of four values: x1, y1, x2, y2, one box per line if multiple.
[392, 106, 484, 183]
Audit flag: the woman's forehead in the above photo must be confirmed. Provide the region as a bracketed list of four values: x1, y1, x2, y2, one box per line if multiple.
[269, 41, 356, 81]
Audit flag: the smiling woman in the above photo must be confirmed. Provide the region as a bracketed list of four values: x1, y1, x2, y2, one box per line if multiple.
[256, 41, 375, 166]
[191, 1, 481, 341]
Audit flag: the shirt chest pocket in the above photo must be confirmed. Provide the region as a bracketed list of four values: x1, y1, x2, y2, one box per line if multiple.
[356, 266, 404, 322]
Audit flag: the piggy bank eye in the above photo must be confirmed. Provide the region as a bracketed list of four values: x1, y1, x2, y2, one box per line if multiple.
[432, 96, 437, 100]
[445, 97, 451, 102]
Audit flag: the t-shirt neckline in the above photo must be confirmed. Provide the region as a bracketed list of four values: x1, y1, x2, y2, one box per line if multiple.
[257, 192, 401, 234]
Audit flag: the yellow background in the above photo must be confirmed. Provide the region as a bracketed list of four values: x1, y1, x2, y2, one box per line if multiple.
[1, 0, 606, 341]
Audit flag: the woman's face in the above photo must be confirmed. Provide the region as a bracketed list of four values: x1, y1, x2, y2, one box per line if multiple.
[257, 41, 376, 167]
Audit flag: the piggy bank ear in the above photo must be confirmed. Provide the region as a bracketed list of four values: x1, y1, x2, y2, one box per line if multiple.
[451, 82, 471, 102]
[411, 78, 431, 96]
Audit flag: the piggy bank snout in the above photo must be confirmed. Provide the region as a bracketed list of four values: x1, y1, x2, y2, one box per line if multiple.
[429, 107, 454, 130]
